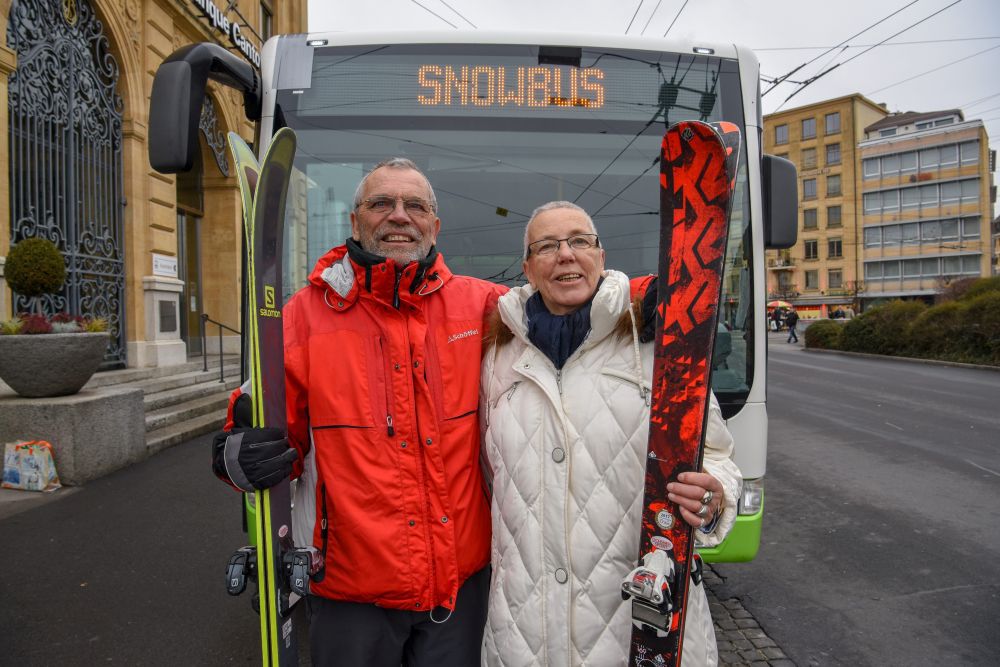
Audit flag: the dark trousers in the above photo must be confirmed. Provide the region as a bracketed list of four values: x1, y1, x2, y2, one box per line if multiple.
[787, 324, 798, 342]
[307, 565, 489, 667]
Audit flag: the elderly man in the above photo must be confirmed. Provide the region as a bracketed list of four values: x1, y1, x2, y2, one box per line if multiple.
[480, 201, 741, 666]
[214, 158, 504, 666]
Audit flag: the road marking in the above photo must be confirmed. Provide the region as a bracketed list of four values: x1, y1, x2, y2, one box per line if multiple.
[884, 421, 904, 431]
[964, 459, 1000, 478]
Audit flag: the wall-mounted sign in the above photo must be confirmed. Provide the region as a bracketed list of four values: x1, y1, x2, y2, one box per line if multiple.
[152, 253, 178, 278]
[191, 0, 261, 68]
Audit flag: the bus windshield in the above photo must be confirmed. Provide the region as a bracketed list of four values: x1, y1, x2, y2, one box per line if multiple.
[274, 42, 754, 408]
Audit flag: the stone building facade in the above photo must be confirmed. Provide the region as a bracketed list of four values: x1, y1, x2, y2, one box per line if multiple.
[763, 94, 887, 318]
[0, 0, 306, 369]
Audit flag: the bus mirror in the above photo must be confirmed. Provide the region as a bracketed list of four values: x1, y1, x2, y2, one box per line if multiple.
[149, 43, 261, 174]
[762, 154, 797, 249]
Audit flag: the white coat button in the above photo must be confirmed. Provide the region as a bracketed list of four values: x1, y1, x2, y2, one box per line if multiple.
[552, 448, 565, 463]
[554, 568, 568, 584]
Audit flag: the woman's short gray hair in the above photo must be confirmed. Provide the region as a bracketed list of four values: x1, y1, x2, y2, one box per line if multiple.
[353, 157, 438, 212]
[523, 201, 598, 259]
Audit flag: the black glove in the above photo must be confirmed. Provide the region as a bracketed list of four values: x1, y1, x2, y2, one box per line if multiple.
[212, 427, 298, 491]
[639, 277, 658, 344]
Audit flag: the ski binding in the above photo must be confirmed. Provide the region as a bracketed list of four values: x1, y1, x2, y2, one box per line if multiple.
[622, 548, 676, 637]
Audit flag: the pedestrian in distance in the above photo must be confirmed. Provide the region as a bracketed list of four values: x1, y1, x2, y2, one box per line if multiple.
[212, 157, 505, 666]
[785, 306, 800, 344]
[479, 201, 742, 666]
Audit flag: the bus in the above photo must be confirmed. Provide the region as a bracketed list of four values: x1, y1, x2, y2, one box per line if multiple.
[149, 31, 796, 563]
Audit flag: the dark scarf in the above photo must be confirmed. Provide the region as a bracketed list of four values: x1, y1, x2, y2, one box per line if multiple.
[525, 291, 595, 370]
[345, 237, 438, 295]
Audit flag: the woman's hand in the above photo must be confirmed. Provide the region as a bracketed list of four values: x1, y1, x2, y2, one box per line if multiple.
[667, 471, 725, 529]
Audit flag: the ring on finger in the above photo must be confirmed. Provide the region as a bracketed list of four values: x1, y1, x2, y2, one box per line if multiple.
[699, 517, 706, 528]
[696, 503, 709, 517]
[701, 490, 714, 505]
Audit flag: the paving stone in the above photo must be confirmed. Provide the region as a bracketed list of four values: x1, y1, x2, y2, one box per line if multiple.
[719, 651, 743, 664]
[736, 618, 761, 629]
[716, 618, 738, 630]
[768, 660, 797, 667]
[731, 608, 753, 619]
[716, 640, 735, 652]
[732, 639, 754, 651]
[762, 646, 788, 660]
[723, 599, 744, 610]
[742, 627, 767, 639]
[750, 661, 771, 667]
[739, 648, 764, 661]
[721, 629, 747, 641]
[751, 636, 776, 649]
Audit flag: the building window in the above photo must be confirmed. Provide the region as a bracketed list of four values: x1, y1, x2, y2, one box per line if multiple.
[804, 239, 818, 260]
[803, 209, 818, 229]
[803, 178, 817, 199]
[960, 140, 979, 165]
[863, 158, 879, 180]
[828, 238, 842, 258]
[939, 144, 958, 166]
[261, 1, 274, 40]
[864, 227, 881, 247]
[802, 117, 816, 139]
[900, 151, 917, 173]
[801, 147, 817, 169]
[828, 269, 843, 289]
[827, 205, 842, 227]
[919, 147, 940, 171]
[775, 124, 788, 145]
[882, 154, 900, 176]
[880, 128, 897, 138]
[901, 223, 919, 245]
[805, 270, 819, 289]
[826, 143, 841, 165]
[827, 174, 841, 197]
[825, 112, 840, 135]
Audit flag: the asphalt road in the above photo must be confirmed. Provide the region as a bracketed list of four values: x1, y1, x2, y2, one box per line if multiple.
[713, 335, 1000, 666]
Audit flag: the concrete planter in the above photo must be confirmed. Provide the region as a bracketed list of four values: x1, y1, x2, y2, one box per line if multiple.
[0, 332, 109, 397]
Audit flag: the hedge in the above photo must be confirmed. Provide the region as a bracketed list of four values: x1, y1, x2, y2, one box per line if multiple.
[803, 320, 843, 350]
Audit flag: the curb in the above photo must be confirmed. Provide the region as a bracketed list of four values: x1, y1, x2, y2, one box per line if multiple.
[801, 346, 1000, 372]
[704, 565, 795, 666]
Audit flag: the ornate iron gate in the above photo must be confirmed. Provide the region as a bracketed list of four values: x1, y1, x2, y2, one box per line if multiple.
[7, 0, 126, 367]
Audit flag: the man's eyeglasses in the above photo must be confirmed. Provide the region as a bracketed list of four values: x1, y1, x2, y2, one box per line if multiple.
[527, 234, 600, 257]
[357, 196, 436, 218]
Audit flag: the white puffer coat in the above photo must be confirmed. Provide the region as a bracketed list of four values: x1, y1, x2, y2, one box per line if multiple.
[480, 271, 742, 666]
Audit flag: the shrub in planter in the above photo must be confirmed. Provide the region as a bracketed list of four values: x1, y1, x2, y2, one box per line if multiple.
[804, 320, 843, 349]
[0, 238, 109, 397]
[909, 301, 964, 358]
[5, 237, 66, 310]
[841, 300, 926, 356]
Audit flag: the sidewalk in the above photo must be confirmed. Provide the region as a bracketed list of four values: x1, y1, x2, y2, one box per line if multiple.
[704, 566, 796, 666]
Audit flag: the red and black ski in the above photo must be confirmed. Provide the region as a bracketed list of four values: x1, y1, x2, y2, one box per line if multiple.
[623, 120, 740, 666]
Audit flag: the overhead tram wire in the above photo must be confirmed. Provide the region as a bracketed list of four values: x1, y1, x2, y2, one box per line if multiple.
[762, 0, 921, 96]
[775, 0, 966, 111]
[867, 44, 1000, 95]
[754, 35, 1000, 51]
[959, 91, 1000, 108]
[410, 0, 459, 29]
[640, 0, 664, 36]
[437, 0, 477, 29]
[663, 0, 690, 38]
[625, 0, 645, 34]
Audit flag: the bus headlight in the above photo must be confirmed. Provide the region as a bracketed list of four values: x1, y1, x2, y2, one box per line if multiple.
[739, 478, 763, 515]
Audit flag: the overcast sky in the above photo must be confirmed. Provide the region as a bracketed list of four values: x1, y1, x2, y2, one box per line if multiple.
[307, 0, 1000, 172]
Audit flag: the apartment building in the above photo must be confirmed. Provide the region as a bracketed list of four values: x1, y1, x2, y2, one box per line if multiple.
[763, 94, 887, 318]
[859, 110, 995, 303]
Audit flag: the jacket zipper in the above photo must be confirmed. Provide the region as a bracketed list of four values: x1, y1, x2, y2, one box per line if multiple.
[556, 369, 563, 396]
[392, 267, 404, 309]
[491, 381, 521, 409]
[314, 483, 330, 583]
[375, 336, 395, 436]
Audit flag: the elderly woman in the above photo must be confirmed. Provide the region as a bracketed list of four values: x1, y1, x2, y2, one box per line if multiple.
[480, 201, 742, 666]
